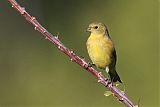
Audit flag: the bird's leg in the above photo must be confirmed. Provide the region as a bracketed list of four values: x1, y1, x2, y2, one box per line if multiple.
[105, 66, 112, 83]
[107, 74, 112, 84]
[105, 66, 109, 73]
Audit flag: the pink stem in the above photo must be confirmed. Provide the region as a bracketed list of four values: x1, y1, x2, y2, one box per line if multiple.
[7, 0, 137, 107]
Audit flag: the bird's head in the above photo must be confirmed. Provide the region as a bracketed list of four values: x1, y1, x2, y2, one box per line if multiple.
[87, 22, 107, 35]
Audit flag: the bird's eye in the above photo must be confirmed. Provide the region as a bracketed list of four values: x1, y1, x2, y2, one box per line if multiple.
[94, 26, 98, 29]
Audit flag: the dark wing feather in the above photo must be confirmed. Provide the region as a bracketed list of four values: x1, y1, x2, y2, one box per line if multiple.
[109, 48, 122, 83]
[110, 48, 117, 67]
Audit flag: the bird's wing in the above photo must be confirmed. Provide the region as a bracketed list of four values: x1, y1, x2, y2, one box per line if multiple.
[110, 48, 117, 67]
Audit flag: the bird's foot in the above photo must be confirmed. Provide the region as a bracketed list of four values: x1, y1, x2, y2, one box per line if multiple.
[87, 62, 95, 67]
[106, 75, 113, 84]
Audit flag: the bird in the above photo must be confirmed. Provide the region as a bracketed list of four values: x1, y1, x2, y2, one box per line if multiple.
[86, 22, 122, 83]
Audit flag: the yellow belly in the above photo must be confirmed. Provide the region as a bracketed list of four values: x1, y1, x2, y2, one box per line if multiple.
[87, 35, 113, 69]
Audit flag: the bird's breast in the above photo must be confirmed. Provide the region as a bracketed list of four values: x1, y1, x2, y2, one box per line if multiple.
[86, 35, 113, 68]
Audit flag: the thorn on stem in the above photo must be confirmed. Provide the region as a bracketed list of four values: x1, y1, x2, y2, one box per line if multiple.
[55, 35, 59, 39]
[70, 50, 74, 54]
[70, 58, 73, 62]
[58, 46, 61, 49]
[43, 30, 46, 33]
[82, 63, 86, 67]
[98, 79, 103, 83]
[45, 37, 48, 40]
[97, 72, 102, 78]
[70, 50, 75, 56]
[80, 58, 87, 68]
[21, 7, 25, 14]
[119, 98, 124, 101]
[31, 17, 36, 21]
[34, 26, 38, 30]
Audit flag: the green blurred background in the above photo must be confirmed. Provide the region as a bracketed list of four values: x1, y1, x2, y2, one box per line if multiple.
[0, 0, 159, 107]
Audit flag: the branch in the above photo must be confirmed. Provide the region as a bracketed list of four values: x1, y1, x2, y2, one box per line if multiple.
[7, 0, 138, 107]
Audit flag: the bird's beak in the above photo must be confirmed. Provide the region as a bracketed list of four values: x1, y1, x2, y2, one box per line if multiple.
[86, 27, 91, 32]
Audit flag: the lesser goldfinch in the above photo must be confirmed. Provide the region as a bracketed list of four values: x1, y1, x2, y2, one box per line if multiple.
[86, 22, 122, 83]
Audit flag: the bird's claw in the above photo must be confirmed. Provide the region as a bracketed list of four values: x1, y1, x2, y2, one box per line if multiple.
[87, 62, 95, 67]
[98, 79, 103, 83]
[97, 72, 102, 76]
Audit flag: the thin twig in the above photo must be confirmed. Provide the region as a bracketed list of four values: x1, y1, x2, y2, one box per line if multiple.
[7, 0, 137, 107]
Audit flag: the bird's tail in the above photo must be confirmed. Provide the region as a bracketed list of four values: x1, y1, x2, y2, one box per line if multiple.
[108, 68, 122, 83]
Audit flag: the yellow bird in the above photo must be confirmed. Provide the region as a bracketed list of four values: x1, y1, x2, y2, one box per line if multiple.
[86, 22, 122, 83]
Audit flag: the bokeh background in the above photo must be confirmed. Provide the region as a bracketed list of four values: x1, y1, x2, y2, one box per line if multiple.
[0, 0, 159, 107]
